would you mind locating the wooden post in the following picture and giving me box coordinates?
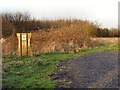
[17,33,21,57]
[21,33,27,56]
[16,33,33,57]
[28,33,33,57]
[20,33,22,57]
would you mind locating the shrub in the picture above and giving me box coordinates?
[31,25,95,53]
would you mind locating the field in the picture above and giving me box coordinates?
[90,37,119,44]
[2,43,119,88]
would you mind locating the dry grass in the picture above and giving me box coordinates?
[2,26,95,55]
[2,30,119,55]
[90,37,119,44]
[31,26,94,53]
[2,32,18,55]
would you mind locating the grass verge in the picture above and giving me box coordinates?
[2,43,119,88]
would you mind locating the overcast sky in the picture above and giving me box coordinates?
[0,0,119,29]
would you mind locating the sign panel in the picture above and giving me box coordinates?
[22,34,26,41]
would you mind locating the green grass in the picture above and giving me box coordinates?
[2,43,119,88]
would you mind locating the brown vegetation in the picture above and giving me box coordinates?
[2,25,96,54]
[90,37,119,44]
[97,28,120,37]
[1,12,119,55]
[2,29,18,55]
[31,26,95,53]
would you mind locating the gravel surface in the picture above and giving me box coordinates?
[50,51,119,88]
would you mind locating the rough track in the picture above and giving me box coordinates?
[51,51,119,88]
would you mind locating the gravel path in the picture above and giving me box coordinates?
[51,51,119,88]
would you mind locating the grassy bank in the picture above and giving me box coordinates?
[2,43,119,88]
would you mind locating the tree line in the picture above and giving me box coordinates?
[2,12,119,38]
[97,28,119,37]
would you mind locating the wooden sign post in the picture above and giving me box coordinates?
[17,33,21,57]
[17,33,33,57]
